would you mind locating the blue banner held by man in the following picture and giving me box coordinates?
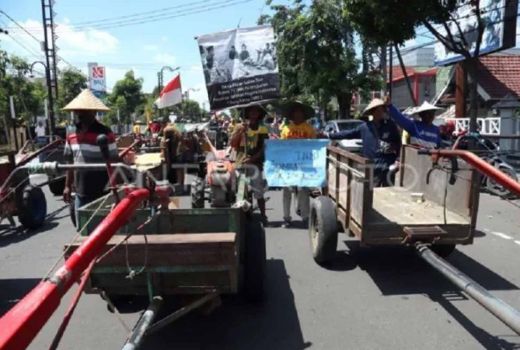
[264,139,330,188]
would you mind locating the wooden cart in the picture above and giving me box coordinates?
[65,177,266,306]
[309,144,481,264]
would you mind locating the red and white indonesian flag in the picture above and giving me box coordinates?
[155,74,182,109]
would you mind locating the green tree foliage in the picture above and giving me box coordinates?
[0,49,46,125]
[261,0,382,118]
[344,0,487,129]
[171,99,203,121]
[107,70,145,124]
[57,68,87,110]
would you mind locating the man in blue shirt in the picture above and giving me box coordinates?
[387,100,443,149]
[326,98,401,187]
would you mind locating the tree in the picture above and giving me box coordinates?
[107,70,145,124]
[171,99,202,121]
[260,0,383,118]
[0,50,46,125]
[344,0,489,130]
[57,68,87,111]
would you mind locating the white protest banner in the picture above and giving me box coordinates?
[197,25,280,110]
[264,139,330,188]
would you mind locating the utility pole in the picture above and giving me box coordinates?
[41,0,59,135]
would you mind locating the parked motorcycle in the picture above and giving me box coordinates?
[452,132,518,197]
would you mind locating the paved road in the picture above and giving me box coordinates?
[1,176,520,349]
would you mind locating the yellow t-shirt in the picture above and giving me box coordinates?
[280,122,317,139]
[232,123,269,165]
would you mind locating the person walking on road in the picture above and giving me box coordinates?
[230,104,270,224]
[326,98,401,187]
[279,101,317,228]
[62,89,119,226]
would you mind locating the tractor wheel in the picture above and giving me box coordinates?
[309,196,338,265]
[243,216,266,302]
[17,185,47,230]
[48,176,66,196]
[191,177,205,209]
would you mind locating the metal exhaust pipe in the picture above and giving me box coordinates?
[416,244,520,335]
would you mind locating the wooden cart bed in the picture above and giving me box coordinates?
[327,145,480,246]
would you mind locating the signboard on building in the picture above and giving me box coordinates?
[434,0,519,66]
[197,25,280,111]
[88,62,107,94]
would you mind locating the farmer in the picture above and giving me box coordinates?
[387,99,443,149]
[279,101,316,228]
[326,98,401,187]
[230,104,269,224]
[62,89,118,225]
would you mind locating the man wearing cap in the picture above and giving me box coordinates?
[62,89,119,225]
[326,98,401,187]
[386,99,442,149]
[230,105,269,223]
[279,101,316,228]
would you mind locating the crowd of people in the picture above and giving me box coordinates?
[60,88,451,230]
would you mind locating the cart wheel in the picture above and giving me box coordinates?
[17,185,47,230]
[48,176,66,196]
[309,196,338,265]
[431,244,456,258]
[191,177,205,209]
[243,216,266,302]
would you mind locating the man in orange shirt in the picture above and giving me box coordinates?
[279,101,317,228]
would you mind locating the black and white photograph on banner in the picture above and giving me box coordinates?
[197,25,280,110]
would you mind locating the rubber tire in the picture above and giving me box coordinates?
[243,217,266,303]
[191,177,205,209]
[486,165,518,197]
[431,244,456,258]
[48,176,66,196]
[309,196,338,265]
[17,185,47,230]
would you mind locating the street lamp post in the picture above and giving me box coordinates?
[156,66,180,119]
[29,60,54,138]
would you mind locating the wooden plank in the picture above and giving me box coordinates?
[328,145,371,165]
[368,187,469,226]
[65,233,237,268]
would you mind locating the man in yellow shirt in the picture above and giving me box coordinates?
[279,101,317,228]
[230,105,269,223]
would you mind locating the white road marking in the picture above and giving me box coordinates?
[515,240,520,246]
[489,231,513,240]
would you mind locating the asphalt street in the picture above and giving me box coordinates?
[1,175,520,349]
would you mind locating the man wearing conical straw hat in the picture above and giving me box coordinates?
[62,89,118,225]
[326,98,401,187]
[386,97,443,149]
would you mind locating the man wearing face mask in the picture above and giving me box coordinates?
[325,98,401,187]
[62,90,118,221]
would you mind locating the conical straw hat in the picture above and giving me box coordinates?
[62,89,110,112]
[363,98,385,115]
[413,101,443,115]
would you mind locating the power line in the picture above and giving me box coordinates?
[0,10,80,72]
[73,0,254,31]
[5,33,42,58]
[73,0,227,27]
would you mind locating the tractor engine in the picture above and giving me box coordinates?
[207,160,236,208]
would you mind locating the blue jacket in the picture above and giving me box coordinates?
[329,120,401,169]
[388,104,441,148]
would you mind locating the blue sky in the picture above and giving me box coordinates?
[1,0,290,108]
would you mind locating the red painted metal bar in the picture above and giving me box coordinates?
[48,260,96,350]
[428,149,520,196]
[118,139,141,159]
[16,138,64,168]
[0,188,150,350]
